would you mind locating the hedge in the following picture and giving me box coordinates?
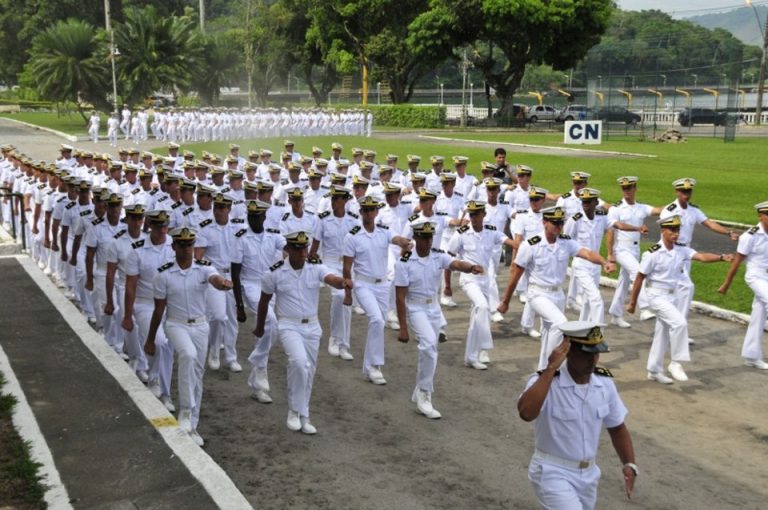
[0,99,52,110]
[365,104,445,128]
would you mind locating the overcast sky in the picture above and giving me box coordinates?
[617,0,754,17]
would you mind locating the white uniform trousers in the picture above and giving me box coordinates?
[742,275,768,360]
[165,319,209,429]
[459,274,494,364]
[528,457,601,510]
[488,246,502,311]
[608,249,649,318]
[407,302,443,397]
[571,261,604,324]
[92,272,123,353]
[133,299,173,397]
[73,255,95,318]
[674,259,695,319]
[646,288,690,373]
[279,320,321,418]
[326,262,352,348]
[206,281,239,364]
[353,280,389,373]
[527,287,567,371]
[117,282,147,371]
[242,279,278,371]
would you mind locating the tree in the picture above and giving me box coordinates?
[193,32,241,105]
[22,19,109,119]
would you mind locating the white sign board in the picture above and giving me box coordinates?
[564,120,603,145]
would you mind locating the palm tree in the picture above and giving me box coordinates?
[193,32,241,106]
[23,19,109,121]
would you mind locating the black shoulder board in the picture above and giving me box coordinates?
[457,225,470,234]
[435,211,448,216]
[674,242,686,247]
[280,179,289,185]
[157,196,168,202]
[91,217,104,226]
[408,214,419,222]
[194,259,211,266]
[157,261,174,272]
[269,260,284,271]
[235,228,247,237]
[376,223,389,229]
[666,203,677,211]
[149,189,159,195]
[113,229,127,239]
[281,212,290,221]
[400,250,412,262]
[528,235,541,245]
[748,226,759,235]
[689,202,698,208]
[572,212,583,221]
[307,255,322,264]
[65,201,76,209]
[347,211,359,219]
[38,183,46,189]
[484,224,497,231]
[275,201,286,207]
[323,193,331,198]
[199,218,213,228]
[561,192,571,198]
[648,243,661,252]
[455,191,463,197]
[231,218,244,224]
[614,200,622,206]
[79,209,92,217]
[182,207,194,216]
[131,239,145,249]
[596,209,607,216]
[56,195,67,203]
[594,366,613,377]
[131,188,140,194]
[401,200,412,205]
[431,247,445,253]
[171,201,182,209]
[558,234,571,240]
[319,210,331,219]
[221,187,231,193]
[500,199,508,204]
[266,228,280,234]
[537,369,560,376]
[349,225,361,235]
[517,209,528,214]
[306,210,315,215]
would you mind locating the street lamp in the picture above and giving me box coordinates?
[470,82,474,109]
[747,0,768,125]
[440,83,444,105]
[377,82,381,105]
[104,0,119,113]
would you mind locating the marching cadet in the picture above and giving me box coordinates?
[377,182,410,330]
[195,193,241,372]
[145,226,234,446]
[451,156,475,198]
[122,210,176,411]
[254,231,346,434]
[395,219,482,418]
[186,182,216,227]
[719,201,768,369]
[448,200,516,369]
[659,178,739,341]
[498,206,615,370]
[225,169,247,219]
[309,185,360,359]
[230,200,286,403]
[606,176,661,328]
[279,186,317,238]
[555,171,591,216]
[425,155,445,193]
[483,177,512,320]
[171,178,198,228]
[105,203,149,382]
[343,195,412,385]
[628,215,732,384]
[518,322,637,509]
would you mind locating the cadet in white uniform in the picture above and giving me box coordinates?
[255,231,345,434]
[719,200,768,369]
[628,215,732,384]
[499,207,615,370]
[555,171,591,217]
[146,226,233,446]
[518,322,637,510]
[395,219,481,418]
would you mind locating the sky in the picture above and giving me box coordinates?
[617,0,762,18]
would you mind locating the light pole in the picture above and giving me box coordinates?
[440,83,444,105]
[104,0,119,113]
[691,73,698,88]
[747,0,768,125]
[660,74,667,88]
[470,82,474,109]
[377,82,381,105]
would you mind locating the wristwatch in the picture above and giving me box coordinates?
[624,462,639,476]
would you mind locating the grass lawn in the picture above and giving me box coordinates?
[0,111,93,136]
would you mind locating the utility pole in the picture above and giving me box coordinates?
[104,0,118,113]
[200,0,205,32]
[755,15,768,125]
[460,49,469,128]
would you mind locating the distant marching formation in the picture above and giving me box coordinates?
[1,140,766,446]
[93,106,373,146]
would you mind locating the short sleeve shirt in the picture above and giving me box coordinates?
[515,235,581,287]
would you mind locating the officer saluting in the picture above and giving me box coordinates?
[518,321,637,509]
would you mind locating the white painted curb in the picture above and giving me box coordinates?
[14,255,253,509]
[0,345,73,509]
[0,117,79,142]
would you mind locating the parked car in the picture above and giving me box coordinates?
[595,106,641,125]
[556,104,592,122]
[493,103,528,127]
[526,104,558,123]
[678,108,727,127]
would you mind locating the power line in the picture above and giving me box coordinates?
[662,1,768,16]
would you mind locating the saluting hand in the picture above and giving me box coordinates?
[547,338,570,368]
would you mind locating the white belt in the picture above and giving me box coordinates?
[406,296,437,305]
[167,316,207,325]
[534,449,594,470]
[278,315,318,324]
[646,282,675,294]
[528,283,561,293]
[355,274,387,285]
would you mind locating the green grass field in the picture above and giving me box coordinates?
[0,111,92,136]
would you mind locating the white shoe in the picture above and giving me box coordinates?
[465,360,488,370]
[387,319,401,330]
[518,293,528,304]
[228,361,242,373]
[189,429,204,447]
[611,316,631,329]
[668,362,688,382]
[491,311,504,323]
[639,310,656,321]
[136,370,149,383]
[38,261,46,270]
[522,327,541,339]
[367,367,387,385]
[43,266,52,275]
[647,372,674,384]
[160,395,175,413]
[87,316,98,326]
[353,306,365,315]
[64,290,76,300]
[251,390,273,404]
[328,340,340,357]
[687,338,696,344]
[177,410,192,433]
[415,390,442,419]
[744,358,768,370]
[339,346,354,361]
[478,350,491,364]
[207,350,220,370]
[286,410,301,431]
[440,295,458,307]
[300,416,317,435]
[148,379,162,398]
[247,366,270,392]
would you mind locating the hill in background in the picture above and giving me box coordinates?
[688,5,768,46]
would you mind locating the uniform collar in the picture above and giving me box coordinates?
[558,362,603,388]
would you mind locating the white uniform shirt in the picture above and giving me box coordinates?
[313,211,361,266]
[504,186,531,213]
[195,221,239,272]
[394,249,453,300]
[638,242,696,290]
[737,223,768,280]
[607,199,653,251]
[555,189,582,217]
[153,260,218,320]
[563,211,614,253]
[279,209,318,239]
[84,218,126,274]
[106,231,147,285]
[231,228,286,282]
[401,212,447,242]
[515,235,581,287]
[513,208,544,240]
[659,199,707,246]
[262,260,331,319]
[448,224,507,269]
[523,365,627,463]
[485,201,513,232]
[125,238,175,300]
[343,225,395,280]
